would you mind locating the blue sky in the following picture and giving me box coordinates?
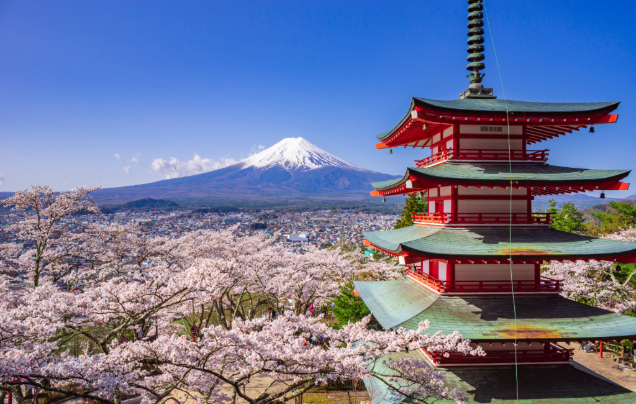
[0,0,634,197]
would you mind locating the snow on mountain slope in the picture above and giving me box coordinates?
[241,137,364,171]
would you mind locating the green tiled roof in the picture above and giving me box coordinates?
[438,365,636,404]
[353,279,439,329]
[364,351,636,403]
[414,97,620,115]
[371,163,630,190]
[363,226,636,260]
[375,98,619,141]
[354,278,636,342]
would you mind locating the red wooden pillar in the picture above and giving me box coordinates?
[430,260,439,279]
[451,185,458,218]
[453,124,459,150]
[522,124,527,154]
[447,261,455,284]
[534,263,541,282]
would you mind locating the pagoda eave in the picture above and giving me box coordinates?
[376,98,619,148]
[364,351,636,403]
[367,242,636,265]
[370,181,629,197]
[363,226,636,264]
[354,279,636,343]
[370,164,630,196]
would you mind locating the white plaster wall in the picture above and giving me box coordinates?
[459,138,523,150]
[443,200,452,213]
[439,261,447,281]
[440,186,452,197]
[457,199,527,214]
[458,187,527,196]
[454,264,535,281]
[422,259,430,274]
[428,201,436,213]
[443,127,454,138]
[429,188,439,197]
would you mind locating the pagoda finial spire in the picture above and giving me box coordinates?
[466,0,485,84]
[460,0,495,99]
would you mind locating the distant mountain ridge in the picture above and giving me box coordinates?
[92,138,395,205]
[533,194,636,210]
[119,198,179,209]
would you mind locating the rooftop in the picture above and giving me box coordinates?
[413,97,620,115]
[363,226,636,261]
[363,349,636,403]
[370,164,630,193]
[375,98,620,147]
[354,278,636,342]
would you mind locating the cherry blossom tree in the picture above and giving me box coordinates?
[1,186,100,287]
[544,228,636,314]
[0,186,482,404]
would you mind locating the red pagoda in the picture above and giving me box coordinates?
[355,1,636,403]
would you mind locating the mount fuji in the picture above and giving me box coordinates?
[92,138,395,205]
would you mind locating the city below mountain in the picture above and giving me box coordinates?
[92,138,395,206]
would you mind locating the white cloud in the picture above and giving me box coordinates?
[0,173,4,188]
[123,166,131,175]
[62,182,66,186]
[151,153,239,179]
[249,145,266,157]
[114,153,123,161]
[130,153,141,163]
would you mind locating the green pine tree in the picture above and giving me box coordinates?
[548,199,585,233]
[591,201,636,234]
[394,193,428,229]
[332,281,371,329]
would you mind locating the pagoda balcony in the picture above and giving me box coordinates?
[424,344,573,367]
[415,149,549,168]
[411,212,552,227]
[407,270,561,295]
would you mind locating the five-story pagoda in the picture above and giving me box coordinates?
[355,1,636,403]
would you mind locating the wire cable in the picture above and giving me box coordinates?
[483,2,519,402]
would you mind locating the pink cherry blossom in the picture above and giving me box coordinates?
[0,186,481,404]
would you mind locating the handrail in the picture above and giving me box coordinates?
[411,212,552,226]
[415,149,549,167]
[427,345,573,364]
[407,270,561,294]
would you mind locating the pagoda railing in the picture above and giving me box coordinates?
[407,270,561,294]
[415,149,549,167]
[425,344,573,365]
[411,212,552,226]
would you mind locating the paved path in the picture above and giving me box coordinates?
[170,377,294,404]
[570,342,636,391]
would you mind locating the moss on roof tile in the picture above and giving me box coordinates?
[354,278,636,342]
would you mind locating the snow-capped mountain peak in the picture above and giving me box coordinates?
[241,137,363,171]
